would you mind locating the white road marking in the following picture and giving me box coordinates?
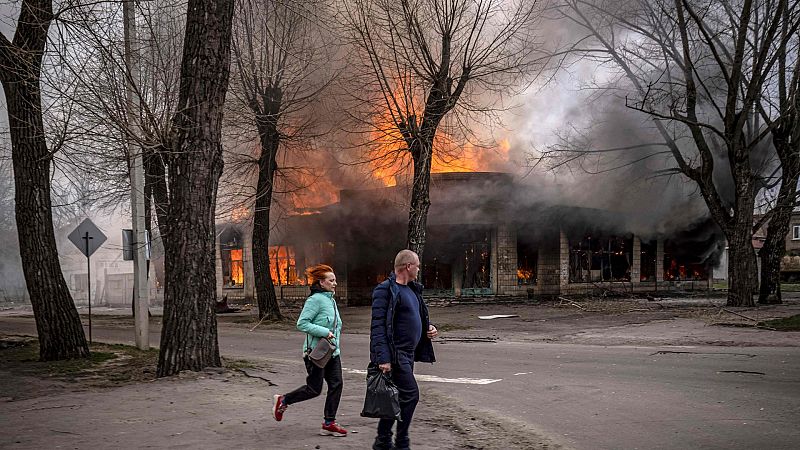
[343,368,502,385]
[478,314,519,320]
[514,372,532,376]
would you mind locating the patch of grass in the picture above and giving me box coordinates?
[713,282,729,290]
[47,351,118,375]
[223,358,259,370]
[1,339,39,362]
[760,314,800,331]
[0,335,159,386]
[780,284,800,292]
[103,342,159,356]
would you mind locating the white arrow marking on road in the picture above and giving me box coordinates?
[344,368,501,385]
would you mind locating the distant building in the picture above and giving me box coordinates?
[780,211,800,281]
[59,225,161,307]
[217,172,719,305]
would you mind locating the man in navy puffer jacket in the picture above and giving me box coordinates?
[370,249,438,450]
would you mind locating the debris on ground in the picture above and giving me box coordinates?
[478,314,519,320]
[215,296,240,314]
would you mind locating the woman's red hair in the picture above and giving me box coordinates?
[306,264,334,284]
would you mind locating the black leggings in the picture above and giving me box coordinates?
[283,355,343,421]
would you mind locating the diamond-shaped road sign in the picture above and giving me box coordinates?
[68,218,107,257]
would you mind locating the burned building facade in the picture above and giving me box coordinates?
[216,172,718,305]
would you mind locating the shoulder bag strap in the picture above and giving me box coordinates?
[332,298,338,333]
[306,297,338,351]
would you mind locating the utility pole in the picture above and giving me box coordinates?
[124,0,149,350]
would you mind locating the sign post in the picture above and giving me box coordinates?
[68,219,107,344]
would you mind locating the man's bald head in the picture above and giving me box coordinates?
[394,249,419,271]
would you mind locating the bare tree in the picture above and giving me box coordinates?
[156,0,236,377]
[340,0,544,262]
[753,1,800,304]
[545,0,800,306]
[41,1,191,327]
[51,0,185,236]
[227,0,334,320]
[0,0,89,360]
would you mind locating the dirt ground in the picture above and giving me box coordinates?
[215,293,800,347]
[2,294,799,449]
[0,333,563,450]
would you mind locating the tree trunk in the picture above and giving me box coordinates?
[1,0,89,361]
[407,138,433,264]
[726,196,758,307]
[252,118,282,321]
[758,179,797,305]
[405,80,450,264]
[758,127,800,304]
[758,212,789,305]
[157,0,235,377]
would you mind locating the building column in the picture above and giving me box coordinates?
[631,236,641,283]
[333,241,348,305]
[494,223,518,295]
[242,226,256,302]
[535,230,562,295]
[453,252,463,297]
[215,238,224,300]
[559,229,570,287]
[491,226,498,294]
[656,240,664,282]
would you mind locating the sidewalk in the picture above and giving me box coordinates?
[0,345,558,450]
[1,362,445,449]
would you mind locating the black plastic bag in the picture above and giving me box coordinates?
[360,363,402,421]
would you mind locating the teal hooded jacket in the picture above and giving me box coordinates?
[297,290,342,357]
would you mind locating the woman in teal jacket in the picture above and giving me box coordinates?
[272,264,347,437]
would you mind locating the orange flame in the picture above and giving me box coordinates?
[287,171,339,212]
[269,245,302,285]
[230,249,244,284]
[367,83,511,185]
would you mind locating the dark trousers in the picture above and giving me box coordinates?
[376,353,419,449]
[283,354,343,421]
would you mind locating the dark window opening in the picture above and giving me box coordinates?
[663,240,709,281]
[220,227,244,288]
[462,231,491,289]
[422,256,452,291]
[419,225,490,294]
[347,231,404,288]
[640,240,657,281]
[293,242,336,285]
[569,235,633,283]
[306,242,335,268]
[517,240,538,285]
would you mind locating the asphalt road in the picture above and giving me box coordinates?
[2,315,798,449]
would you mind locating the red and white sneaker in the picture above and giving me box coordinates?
[272,394,287,421]
[320,421,348,437]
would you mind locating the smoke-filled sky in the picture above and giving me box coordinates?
[504,70,714,237]
[0,0,743,293]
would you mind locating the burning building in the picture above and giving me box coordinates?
[215,172,720,305]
